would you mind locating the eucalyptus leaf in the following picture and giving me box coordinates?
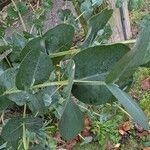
[34,53,53,84]
[1,117,23,142]
[1,116,43,143]
[16,48,41,90]
[20,37,45,60]
[10,33,27,49]
[24,117,43,133]
[16,49,53,90]
[106,84,149,130]
[81,9,113,48]
[36,86,61,106]
[43,24,74,53]
[8,33,27,63]
[80,0,93,19]
[28,93,46,115]
[59,60,83,140]
[0,60,9,76]
[57,9,77,28]
[72,44,130,105]
[8,91,29,106]
[59,99,83,140]
[0,95,14,112]
[0,68,16,95]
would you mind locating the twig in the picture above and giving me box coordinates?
[11,0,27,31]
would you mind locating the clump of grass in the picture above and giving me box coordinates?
[130,68,150,119]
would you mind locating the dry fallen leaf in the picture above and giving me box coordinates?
[122,121,132,131]
[141,77,150,91]
[143,147,150,150]
[84,116,90,127]
[118,128,127,135]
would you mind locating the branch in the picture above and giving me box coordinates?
[3,80,106,96]
[11,0,27,31]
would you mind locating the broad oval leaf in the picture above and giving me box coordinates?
[16,50,53,90]
[0,95,14,112]
[16,49,41,90]
[43,24,75,53]
[20,37,45,60]
[106,84,149,130]
[59,100,83,140]
[1,117,23,142]
[72,44,130,105]
[27,93,46,115]
[34,53,54,85]
[81,9,113,48]
[0,68,16,95]
[24,117,43,133]
[1,116,43,142]
[8,91,29,106]
[36,86,61,106]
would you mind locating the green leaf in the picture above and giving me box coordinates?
[16,48,41,90]
[36,86,61,106]
[0,136,6,149]
[81,9,113,48]
[10,33,27,49]
[57,9,77,28]
[128,0,138,11]
[0,68,16,95]
[115,0,123,8]
[24,117,43,133]
[106,84,149,130]
[72,44,130,105]
[0,95,14,112]
[59,100,83,140]
[7,5,18,19]
[43,24,74,53]
[16,48,53,90]
[128,0,144,11]
[80,0,93,19]
[106,16,150,84]
[141,61,150,68]
[20,37,45,60]
[42,0,53,10]
[27,93,46,115]
[59,60,83,140]
[1,117,23,142]
[8,33,27,63]
[57,9,72,21]
[34,53,53,85]
[1,117,43,143]
[0,60,9,76]
[16,1,28,15]
[8,91,29,106]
